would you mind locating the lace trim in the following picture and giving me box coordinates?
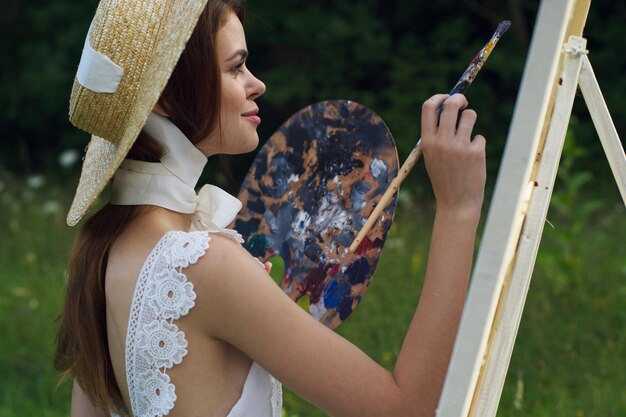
[126,229,282,417]
[270,375,283,417]
[126,231,209,417]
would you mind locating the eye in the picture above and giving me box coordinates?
[231,60,246,75]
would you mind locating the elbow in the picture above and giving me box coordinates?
[385,375,437,417]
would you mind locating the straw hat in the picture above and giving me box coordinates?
[66,0,209,226]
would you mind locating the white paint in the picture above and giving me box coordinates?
[370,158,387,178]
[293,211,312,245]
[331,176,344,195]
[294,211,311,232]
[309,300,327,320]
[316,192,351,231]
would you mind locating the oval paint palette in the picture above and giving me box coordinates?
[236,100,399,329]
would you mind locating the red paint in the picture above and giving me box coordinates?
[306,264,333,304]
[355,236,378,256]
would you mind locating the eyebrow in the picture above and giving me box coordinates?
[225,49,248,62]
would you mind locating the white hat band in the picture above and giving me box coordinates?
[76,23,124,94]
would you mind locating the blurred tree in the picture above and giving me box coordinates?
[244,0,537,182]
[0,0,98,173]
[1,0,623,196]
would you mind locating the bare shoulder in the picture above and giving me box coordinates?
[188,232,264,276]
[183,232,279,332]
[107,226,169,283]
[107,209,189,278]
[190,231,246,260]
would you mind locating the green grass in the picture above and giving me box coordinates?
[0,175,624,416]
[498,199,626,417]
[0,181,76,417]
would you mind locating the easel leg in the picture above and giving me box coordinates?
[468,36,588,417]
[436,1,590,415]
[578,55,626,206]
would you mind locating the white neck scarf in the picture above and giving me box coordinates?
[110,113,243,235]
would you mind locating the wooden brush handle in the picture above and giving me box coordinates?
[349,140,422,253]
[349,21,511,254]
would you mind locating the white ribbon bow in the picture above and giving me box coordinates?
[190,184,245,244]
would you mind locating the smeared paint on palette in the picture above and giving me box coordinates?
[236,100,399,329]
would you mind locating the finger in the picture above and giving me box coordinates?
[264,262,273,274]
[456,109,477,143]
[472,134,486,145]
[471,134,487,153]
[438,94,468,138]
[421,94,449,140]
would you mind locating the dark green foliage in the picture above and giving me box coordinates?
[2,0,624,187]
[0,0,99,172]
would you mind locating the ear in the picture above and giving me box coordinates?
[153,102,169,117]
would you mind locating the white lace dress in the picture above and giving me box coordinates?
[124,230,282,417]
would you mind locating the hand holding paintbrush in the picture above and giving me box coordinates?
[349,20,511,254]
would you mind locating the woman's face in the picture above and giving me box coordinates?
[196,12,266,156]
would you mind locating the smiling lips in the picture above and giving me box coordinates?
[241,108,261,125]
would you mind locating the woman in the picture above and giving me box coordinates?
[55,1,486,416]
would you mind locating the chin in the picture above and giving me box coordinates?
[243,134,260,152]
[229,136,259,155]
[243,141,259,154]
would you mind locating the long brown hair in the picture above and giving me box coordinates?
[54,1,245,414]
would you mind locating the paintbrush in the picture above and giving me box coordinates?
[349,20,511,254]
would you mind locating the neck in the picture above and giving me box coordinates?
[110,113,243,235]
[110,113,209,214]
[138,206,193,232]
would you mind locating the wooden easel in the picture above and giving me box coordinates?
[436,0,626,416]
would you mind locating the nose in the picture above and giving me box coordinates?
[246,70,266,100]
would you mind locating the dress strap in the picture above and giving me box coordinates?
[125,231,208,417]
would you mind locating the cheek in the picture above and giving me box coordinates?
[220,80,246,118]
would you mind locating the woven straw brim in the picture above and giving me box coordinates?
[66,0,209,226]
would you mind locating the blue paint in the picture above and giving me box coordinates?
[337,296,354,321]
[304,236,323,262]
[246,235,269,258]
[247,199,265,215]
[266,153,294,198]
[350,180,371,212]
[323,280,349,309]
[235,218,260,237]
[345,257,371,285]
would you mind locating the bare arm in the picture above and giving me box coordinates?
[393,93,486,413]
[71,380,108,417]
[191,93,485,417]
